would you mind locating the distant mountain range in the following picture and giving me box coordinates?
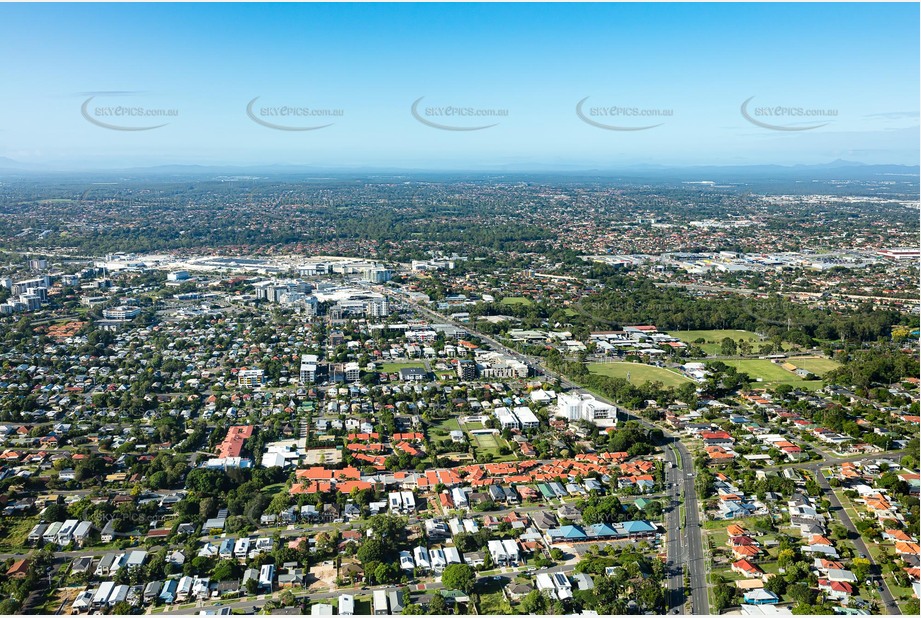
[0,157,918,182]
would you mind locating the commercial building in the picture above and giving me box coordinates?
[556,392,617,426]
[237,369,265,388]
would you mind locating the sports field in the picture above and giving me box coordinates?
[667,329,764,355]
[472,432,500,450]
[722,359,796,382]
[788,357,840,376]
[379,361,426,373]
[668,329,762,344]
[721,359,823,390]
[499,296,533,306]
[587,362,693,388]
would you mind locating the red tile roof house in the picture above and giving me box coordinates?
[701,431,734,447]
[818,579,854,601]
[6,558,30,579]
[731,559,765,580]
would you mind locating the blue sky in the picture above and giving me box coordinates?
[0,2,918,169]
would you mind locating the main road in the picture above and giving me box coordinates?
[385,286,710,614]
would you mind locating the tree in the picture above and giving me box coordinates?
[357,538,387,564]
[787,582,814,605]
[850,557,872,582]
[428,593,447,615]
[374,562,399,585]
[441,564,476,594]
[521,590,547,614]
[211,559,240,581]
[764,574,786,596]
[713,583,738,612]
[0,599,20,614]
[721,337,738,356]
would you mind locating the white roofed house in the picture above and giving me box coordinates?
[124,550,147,570]
[176,576,194,602]
[501,539,520,565]
[413,546,431,571]
[513,406,540,429]
[259,564,275,591]
[494,407,520,430]
[555,392,617,426]
[72,521,93,547]
[399,550,415,571]
[535,573,557,598]
[443,546,462,565]
[339,594,355,616]
[373,589,389,615]
[92,581,115,607]
[107,584,128,607]
[487,539,509,565]
[551,572,572,600]
[430,548,447,573]
[72,590,94,613]
[451,487,468,509]
[56,518,79,545]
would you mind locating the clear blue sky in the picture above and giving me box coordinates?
[0,2,917,169]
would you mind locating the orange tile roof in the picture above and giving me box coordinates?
[216,425,254,459]
[885,529,914,542]
[895,541,921,555]
[727,524,747,536]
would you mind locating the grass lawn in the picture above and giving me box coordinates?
[668,329,764,354]
[477,590,514,614]
[668,329,762,344]
[260,483,286,495]
[722,359,797,382]
[720,359,825,390]
[474,432,500,450]
[471,432,517,462]
[712,566,742,582]
[788,357,841,376]
[379,361,426,373]
[432,417,461,434]
[707,528,729,549]
[499,296,533,307]
[702,516,770,533]
[587,362,694,388]
[0,515,38,551]
[352,597,372,615]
